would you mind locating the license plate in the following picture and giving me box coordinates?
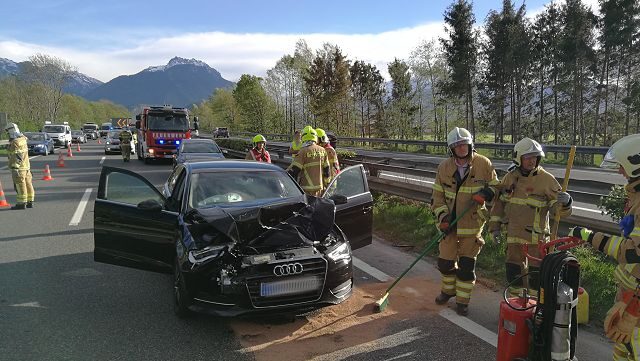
[260,277,323,297]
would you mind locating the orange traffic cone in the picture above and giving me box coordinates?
[57,151,65,167]
[97,137,102,144]
[42,164,54,181]
[0,180,10,208]
[76,142,81,152]
[67,144,73,157]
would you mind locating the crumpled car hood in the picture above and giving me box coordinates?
[184,196,336,252]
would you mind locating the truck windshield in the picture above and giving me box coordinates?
[147,114,189,131]
[44,126,65,133]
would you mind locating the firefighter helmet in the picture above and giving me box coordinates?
[316,128,328,144]
[252,134,267,146]
[302,125,315,136]
[513,137,545,167]
[447,127,473,157]
[601,134,640,178]
[4,122,21,139]
[301,128,317,143]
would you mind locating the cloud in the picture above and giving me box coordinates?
[0,21,447,83]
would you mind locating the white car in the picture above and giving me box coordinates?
[43,123,72,148]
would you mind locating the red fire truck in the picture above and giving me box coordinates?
[135,105,192,163]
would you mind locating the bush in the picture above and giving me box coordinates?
[336,149,357,162]
[598,184,627,222]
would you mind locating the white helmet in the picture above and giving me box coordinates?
[4,123,21,139]
[513,137,545,167]
[447,127,473,157]
[601,134,640,178]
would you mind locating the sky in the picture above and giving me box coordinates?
[0,0,600,83]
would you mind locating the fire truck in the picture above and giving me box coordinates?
[135,105,192,163]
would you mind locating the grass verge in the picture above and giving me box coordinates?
[373,192,616,324]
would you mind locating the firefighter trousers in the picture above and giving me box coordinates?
[121,145,131,161]
[505,242,542,298]
[438,232,483,305]
[12,169,34,203]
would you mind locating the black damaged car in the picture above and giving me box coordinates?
[93,161,373,317]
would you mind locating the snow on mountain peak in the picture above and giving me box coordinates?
[144,57,210,73]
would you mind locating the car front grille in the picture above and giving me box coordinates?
[245,257,327,308]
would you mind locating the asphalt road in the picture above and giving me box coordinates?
[0,141,613,361]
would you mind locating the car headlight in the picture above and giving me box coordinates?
[34,144,45,148]
[106,141,110,144]
[327,242,351,262]
[188,245,226,264]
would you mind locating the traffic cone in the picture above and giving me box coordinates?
[57,151,65,167]
[76,142,81,152]
[42,164,54,181]
[97,137,102,144]
[0,180,10,208]
[67,144,73,157]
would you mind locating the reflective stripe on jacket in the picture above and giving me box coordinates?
[431,152,499,239]
[7,136,29,170]
[323,144,340,183]
[489,166,572,244]
[245,148,271,163]
[290,143,330,194]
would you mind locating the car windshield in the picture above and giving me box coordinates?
[189,170,302,208]
[83,125,98,130]
[26,133,45,141]
[108,131,121,138]
[182,142,221,153]
[101,125,112,130]
[44,126,65,133]
[72,131,83,135]
[147,114,189,131]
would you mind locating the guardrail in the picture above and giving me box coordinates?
[218,144,618,234]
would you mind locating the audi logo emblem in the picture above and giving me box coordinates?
[273,263,304,276]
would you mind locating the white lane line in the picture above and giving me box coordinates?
[69,188,92,226]
[573,205,602,214]
[353,256,391,282]
[0,155,40,170]
[99,156,105,165]
[439,308,498,347]
[307,327,423,361]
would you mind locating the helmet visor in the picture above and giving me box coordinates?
[600,148,620,169]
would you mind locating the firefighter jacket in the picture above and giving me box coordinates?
[489,166,572,244]
[290,143,330,195]
[588,178,640,296]
[323,144,340,181]
[7,135,30,170]
[119,131,132,144]
[431,152,499,239]
[246,148,271,163]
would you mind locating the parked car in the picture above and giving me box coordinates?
[104,130,135,155]
[213,127,229,138]
[42,123,72,148]
[71,130,87,143]
[24,132,55,155]
[93,162,373,317]
[173,138,225,167]
[82,123,100,139]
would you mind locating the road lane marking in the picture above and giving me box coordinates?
[69,188,92,226]
[0,155,40,170]
[10,301,46,308]
[99,156,105,165]
[439,308,497,347]
[573,205,602,214]
[353,256,391,282]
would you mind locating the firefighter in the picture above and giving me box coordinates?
[489,137,573,298]
[316,128,340,184]
[289,130,302,156]
[431,127,499,316]
[4,123,34,210]
[245,134,271,163]
[118,129,133,162]
[288,128,330,197]
[568,134,640,360]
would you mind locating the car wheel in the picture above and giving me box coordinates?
[173,260,192,318]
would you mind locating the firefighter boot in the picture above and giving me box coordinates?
[435,292,455,305]
[456,303,469,316]
[11,202,26,210]
[26,201,34,208]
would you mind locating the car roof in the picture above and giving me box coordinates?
[182,138,216,143]
[186,160,284,172]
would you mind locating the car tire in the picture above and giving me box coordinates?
[173,260,192,318]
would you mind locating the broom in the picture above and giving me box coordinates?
[375,201,476,312]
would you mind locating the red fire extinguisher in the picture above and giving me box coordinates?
[497,294,536,361]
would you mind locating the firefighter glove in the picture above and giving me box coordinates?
[472,187,495,204]
[438,214,451,233]
[568,227,593,243]
[557,191,572,206]
[605,302,639,344]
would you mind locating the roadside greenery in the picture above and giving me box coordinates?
[373,192,616,324]
[598,185,627,222]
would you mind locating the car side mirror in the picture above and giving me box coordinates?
[222,149,228,154]
[329,194,348,205]
[137,199,163,211]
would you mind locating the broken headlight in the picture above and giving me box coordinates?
[327,242,350,262]
[188,245,226,264]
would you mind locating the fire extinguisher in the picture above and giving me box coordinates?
[550,281,576,360]
[496,277,536,361]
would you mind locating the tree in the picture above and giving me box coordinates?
[441,0,478,136]
[388,58,416,139]
[233,75,271,132]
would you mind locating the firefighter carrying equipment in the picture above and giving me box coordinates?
[601,133,640,178]
[288,142,330,197]
[431,151,499,308]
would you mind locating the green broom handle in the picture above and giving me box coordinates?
[383,204,474,294]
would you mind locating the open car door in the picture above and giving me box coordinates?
[94,166,178,273]
[323,165,373,250]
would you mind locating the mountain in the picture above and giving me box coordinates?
[0,57,103,96]
[85,57,235,108]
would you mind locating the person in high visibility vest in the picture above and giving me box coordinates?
[245,134,271,163]
[289,130,302,156]
[489,137,573,299]
[568,134,640,360]
[288,128,330,197]
[4,123,34,210]
[316,128,339,185]
[431,127,499,316]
